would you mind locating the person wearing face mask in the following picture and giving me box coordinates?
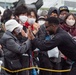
[14,4,28,32]
[14,6,38,32]
[14,4,31,43]
[38,16,46,26]
[24,17,36,30]
[14,6,39,75]
[24,9,38,31]
[61,13,76,37]
[1,19,31,75]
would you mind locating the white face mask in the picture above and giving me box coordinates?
[19,15,28,23]
[28,18,36,25]
[38,20,45,26]
[66,19,75,26]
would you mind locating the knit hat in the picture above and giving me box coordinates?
[5,19,22,32]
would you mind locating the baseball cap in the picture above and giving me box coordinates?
[59,6,69,13]
[46,17,60,25]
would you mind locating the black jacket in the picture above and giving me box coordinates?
[32,27,76,61]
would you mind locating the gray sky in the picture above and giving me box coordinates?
[0,0,58,8]
[0,0,76,8]
[0,0,18,2]
[0,0,75,3]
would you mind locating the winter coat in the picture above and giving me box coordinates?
[1,30,31,57]
[37,25,61,63]
[32,27,76,61]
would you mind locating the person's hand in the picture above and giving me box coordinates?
[33,23,40,35]
[21,29,28,37]
[27,26,35,40]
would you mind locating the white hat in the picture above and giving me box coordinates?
[5,19,23,32]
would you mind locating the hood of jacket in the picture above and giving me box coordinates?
[48,7,59,17]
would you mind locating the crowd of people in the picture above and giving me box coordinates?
[0,3,76,75]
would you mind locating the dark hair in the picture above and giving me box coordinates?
[64,13,76,26]
[46,17,60,25]
[28,9,38,22]
[14,4,28,17]
[1,9,13,23]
